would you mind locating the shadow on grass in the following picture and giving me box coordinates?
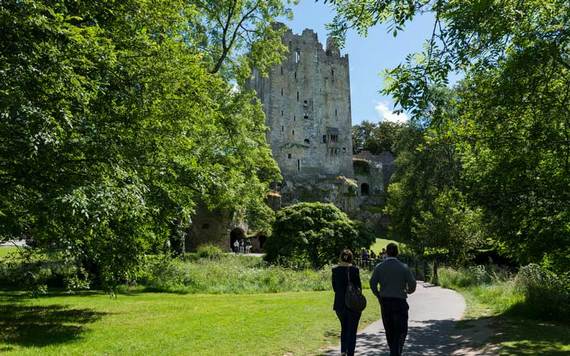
[0,303,106,347]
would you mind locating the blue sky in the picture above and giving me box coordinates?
[283,1,436,125]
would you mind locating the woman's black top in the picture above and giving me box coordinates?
[332,265,362,311]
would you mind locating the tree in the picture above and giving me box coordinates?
[264,202,375,268]
[323,0,570,272]
[0,0,283,288]
[353,120,406,154]
[189,0,293,81]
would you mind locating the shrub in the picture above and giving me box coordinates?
[196,244,224,260]
[0,249,91,294]
[264,202,375,268]
[514,264,570,321]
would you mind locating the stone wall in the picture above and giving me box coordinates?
[248,26,354,183]
[187,206,248,252]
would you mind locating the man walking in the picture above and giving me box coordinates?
[369,243,416,356]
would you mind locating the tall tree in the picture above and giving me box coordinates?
[323,0,570,271]
[0,0,284,288]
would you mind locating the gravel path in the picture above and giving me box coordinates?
[322,282,495,355]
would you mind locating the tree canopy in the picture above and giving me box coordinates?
[327,0,569,272]
[0,0,290,288]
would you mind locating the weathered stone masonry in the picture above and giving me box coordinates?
[248,27,354,182]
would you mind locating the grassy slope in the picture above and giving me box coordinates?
[370,238,406,254]
[458,284,570,355]
[0,289,381,355]
[0,247,18,260]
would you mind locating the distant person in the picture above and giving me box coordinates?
[370,250,377,261]
[361,248,369,264]
[370,243,416,356]
[233,240,239,254]
[239,239,245,254]
[332,249,363,356]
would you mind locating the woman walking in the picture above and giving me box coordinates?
[332,249,363,356]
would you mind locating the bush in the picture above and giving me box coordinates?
[196,244,224,260]
[264,202,375,268]
[0,249,91,294]
[514,264,570,321]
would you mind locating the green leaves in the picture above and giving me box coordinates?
[264,202,374,268]
[0,0,283,288]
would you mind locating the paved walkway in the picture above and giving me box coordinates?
[322,282,495,355]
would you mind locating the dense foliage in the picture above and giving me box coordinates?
[0,0,289,289]
[264,202,375,268]
[326,0,570,272]
[352,121,406,154]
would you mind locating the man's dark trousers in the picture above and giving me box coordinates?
[379,297,409,356]
[335,308,361,356]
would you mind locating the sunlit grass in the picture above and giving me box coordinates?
[369,238,403,254]
[440,267,570,355]
[0,247,18,260]
[0,289,381,355]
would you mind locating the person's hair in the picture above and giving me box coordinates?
[339,249,353,263]
[386,243,398,257]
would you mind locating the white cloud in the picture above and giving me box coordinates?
[374,101,408,123]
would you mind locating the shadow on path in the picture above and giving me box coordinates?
[321,318,492,355]
[0,303,106,348]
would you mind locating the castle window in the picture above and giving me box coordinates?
[304,100,308,104]
[322,135,327,143]
[292,129,295,135]
[294,71,297,80]
[295,49,300,64]
[343,147,346,152]
[304,113,309,119]
[361,183,370,196]
[297,159,301,171]
[304,139,310,144]
[296,91,299,101]
[280,66,283,75]
[281,126,284,132]
[331,68,335,78]
[287,153,292,159]
[293,115,296,121]
[281,110,284,116]
[330,134,338,143]
[281,88,283,96]
[335,108,338,117]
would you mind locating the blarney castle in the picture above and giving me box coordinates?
[187,25,394,251]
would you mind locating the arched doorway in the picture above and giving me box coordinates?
[361,183,370,196]
[229,227,245,252]
[258,234,267,250]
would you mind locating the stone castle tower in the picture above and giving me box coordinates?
[248,26,354,183]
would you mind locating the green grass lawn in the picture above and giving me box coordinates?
[0,246,18,260]
[370,238,403,254]
[458,285,570,355]
[0,289,381,355]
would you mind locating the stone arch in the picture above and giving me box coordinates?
[230,227,245,252]
[361,183,370,196]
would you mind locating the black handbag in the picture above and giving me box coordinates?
[344,267,367,312]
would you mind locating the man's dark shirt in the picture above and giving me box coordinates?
[369,257,416,299]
